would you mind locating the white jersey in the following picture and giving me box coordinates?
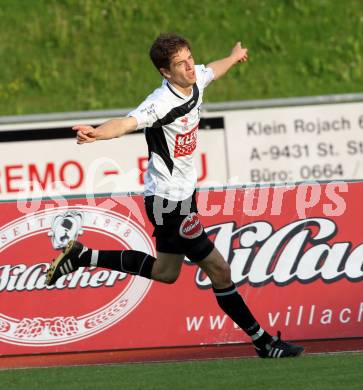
[128,64,214,201]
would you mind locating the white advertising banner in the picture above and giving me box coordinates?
[0,125,227,200]
[215,102,363,184]
[1,99,363,199]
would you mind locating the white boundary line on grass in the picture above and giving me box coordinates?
[1,349,363,372]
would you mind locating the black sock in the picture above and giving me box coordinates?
[79,249,155,279]
[213,283,272,346]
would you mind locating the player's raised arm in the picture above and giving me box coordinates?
[72,116,138,144]
[207,42,248,80]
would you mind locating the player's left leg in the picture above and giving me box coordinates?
[197,248,272,344]
[197,247,304,358]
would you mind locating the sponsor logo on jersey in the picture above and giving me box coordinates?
[174,124,199,158]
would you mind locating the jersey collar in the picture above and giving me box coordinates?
[165,80,194,100]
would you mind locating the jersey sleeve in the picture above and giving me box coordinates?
[127,96,162,130]
[195,64,215,89]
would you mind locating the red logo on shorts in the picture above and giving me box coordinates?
[174,124,198,158]
[179,212,203,239]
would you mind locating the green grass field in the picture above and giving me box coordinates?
[1,353,363,390]
[0,0,362,116]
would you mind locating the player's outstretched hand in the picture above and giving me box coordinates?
[72,125,97,144]
[232,42,248,63]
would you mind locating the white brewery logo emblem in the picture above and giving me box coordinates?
[0,206,154,347]
[48,211,84,250]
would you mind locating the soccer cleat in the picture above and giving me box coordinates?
[45,240,86,286]
[255,331,304,358]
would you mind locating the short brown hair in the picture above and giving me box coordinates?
[149,33,191,70]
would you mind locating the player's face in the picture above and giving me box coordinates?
[164,47,196,89]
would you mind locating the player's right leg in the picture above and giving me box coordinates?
[151,251,184,283]
[46,240,86,286]
[45,241,183,286]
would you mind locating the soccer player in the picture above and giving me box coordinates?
[46,33,304,358]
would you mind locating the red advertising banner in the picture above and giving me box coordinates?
[0,182,362,356]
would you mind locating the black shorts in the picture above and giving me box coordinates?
[144,191,214,262]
